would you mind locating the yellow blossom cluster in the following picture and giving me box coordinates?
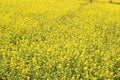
[0,0,120,80]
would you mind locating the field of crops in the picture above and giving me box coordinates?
[0,0,120,80]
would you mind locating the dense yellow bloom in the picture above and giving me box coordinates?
[0,0,120,80]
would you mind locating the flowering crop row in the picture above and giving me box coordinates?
[0,0,120,80]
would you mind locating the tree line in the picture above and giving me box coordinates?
[90,0,112,3]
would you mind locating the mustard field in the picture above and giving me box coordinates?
[0,0,120,80]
